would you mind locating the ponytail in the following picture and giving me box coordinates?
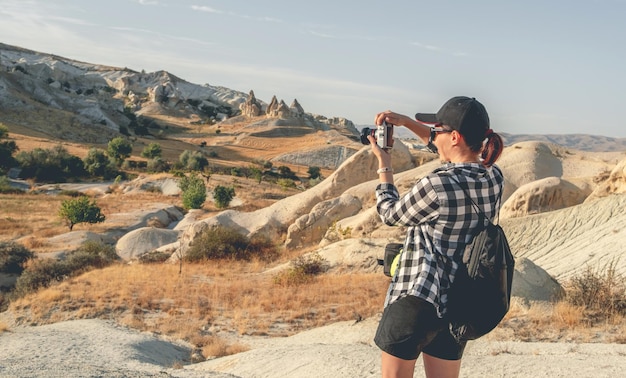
[480,131,504,167]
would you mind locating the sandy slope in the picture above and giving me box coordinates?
[2,317,626,378]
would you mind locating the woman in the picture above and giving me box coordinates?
[368,96,505,378]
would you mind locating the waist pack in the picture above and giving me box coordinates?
[446,178,515,342]
[378,243,403,277]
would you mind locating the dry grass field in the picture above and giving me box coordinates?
[7,263,389,357]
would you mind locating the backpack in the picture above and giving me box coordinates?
[446,177,515,342]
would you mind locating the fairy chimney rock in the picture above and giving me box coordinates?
[273,100,291,118]
[290,99,305,117]
[240,90,263,117]
[266,95,279,116]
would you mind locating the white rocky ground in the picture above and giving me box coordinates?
[2,316,626,378]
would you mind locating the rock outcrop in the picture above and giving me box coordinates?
[115,227,180,260]
[239,90,263,117]
[285,194,362,249]
[586,157,626,201]
[500,176,589,219]
[511,257,564,302]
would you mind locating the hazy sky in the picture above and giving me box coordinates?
[1,0,625,137]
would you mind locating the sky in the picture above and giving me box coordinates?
[1,0,625,138]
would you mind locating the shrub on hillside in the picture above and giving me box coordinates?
[213,185,235,209]
[186,226,277,262]
[178,174,206,209]
[141,142,162,159]
[565,259,626,320]
[307,166,321,179]
[12,241,118,298]
[16,145,86,182]
[0,176,23,194]
[147,157,170,173]
[277,178,296,190]
[0,242,35,275]
[0,124,18,175]
[179,150,208,171]
[107,137,133,166]
[58,189,85,197]
[138,251,171,264]
[83,148,119,179]
[273,253,329,286]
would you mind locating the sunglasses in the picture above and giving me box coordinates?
[426,126,454,154]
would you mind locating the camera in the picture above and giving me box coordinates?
[360,121,394,150]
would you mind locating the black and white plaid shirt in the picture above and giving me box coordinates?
[376,162,504,318]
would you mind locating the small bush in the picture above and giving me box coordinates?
[179,174,207,209]
[13,259,70,297]
[179,150,208,171]
[277,178,296,190]
[273,253,329,286]
[0,242,35,275]
[307,166,321,179]
[147,157,169,173]
[107,137,133,166]
[138,251,171,264]
[186,226,277,262]
[13,241,117,298]
[83,148,119,179]
[564,259,626,321]
[58,189,85,197]
[16,145,87,182]
[141,142,162,159]
[213,185,235,209]
[0,176,23,194]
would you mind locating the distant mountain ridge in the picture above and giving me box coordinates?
[499,133,626,152]
[358,126,626,153]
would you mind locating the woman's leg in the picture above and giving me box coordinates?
[422,353,462,378]
[381,351,417,378]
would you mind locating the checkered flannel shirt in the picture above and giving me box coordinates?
[376,162,504,318]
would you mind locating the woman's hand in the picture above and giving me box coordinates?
[367,134,392,168]
[374,111,412,127]
[375,110,431,144]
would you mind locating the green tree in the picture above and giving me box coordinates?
[83,148,118,179]
[178,174,206,209]
[107,137,132,165]
[179,150,208,171]
[277,165,297,179]
[0,124,18,175]
[147,157,169,173]
[16,145,86,182]
[213,185,235,209]
[58,196,106,231]
[307,166,321,180]
[141,142,162,159]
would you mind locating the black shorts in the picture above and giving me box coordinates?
[374,295,467,361]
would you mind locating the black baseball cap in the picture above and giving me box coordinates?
[415,96,490,146]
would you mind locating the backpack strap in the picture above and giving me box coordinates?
[448,175,502,225]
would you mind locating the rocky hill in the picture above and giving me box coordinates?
[0,43,358,149]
